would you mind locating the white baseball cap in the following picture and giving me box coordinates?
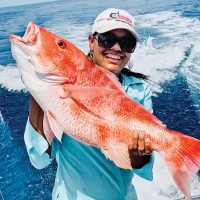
[91,8,140,42]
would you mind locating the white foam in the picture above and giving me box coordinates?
[0,110,13,143]
[181,45,200,116]
[0,64,26,91]
[181,44,200,91]
[131,37,183,93]
[134,152,200,200]
[0,111,4,123]
[131,11,200,93]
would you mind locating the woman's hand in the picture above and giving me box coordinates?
[128,133,152,169]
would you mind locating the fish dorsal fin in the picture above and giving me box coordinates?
[101,140,132,169]
[59,86,119,120]
[59,85,118,100]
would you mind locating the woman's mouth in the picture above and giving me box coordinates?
[105,53,124,61]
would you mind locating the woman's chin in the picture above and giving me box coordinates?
[103,65,122,75]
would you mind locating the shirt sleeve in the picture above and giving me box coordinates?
[24,118,59,169]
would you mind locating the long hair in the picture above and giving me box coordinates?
[120,68,149,80]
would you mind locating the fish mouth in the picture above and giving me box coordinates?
[9,21,40,62]
[9,21,39,47]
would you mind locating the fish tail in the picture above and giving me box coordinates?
[163,131,200,200]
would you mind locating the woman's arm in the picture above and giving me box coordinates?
[29,95,51,155]
[24,95,60,169]
[128,82,154,169]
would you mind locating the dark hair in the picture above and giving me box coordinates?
[120,68,149,80]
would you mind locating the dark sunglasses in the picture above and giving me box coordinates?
[93,31,137,53]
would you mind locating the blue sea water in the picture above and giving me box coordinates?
[0,0,200,199]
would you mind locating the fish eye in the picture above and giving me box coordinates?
[57,40,66,49]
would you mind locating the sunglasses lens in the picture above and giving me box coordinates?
[97,32,116,49]
[119,36,136,53]
[96,32,136,53]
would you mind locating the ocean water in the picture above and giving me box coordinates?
[0,0,200,199]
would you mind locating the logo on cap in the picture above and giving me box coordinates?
[109,11,133,27]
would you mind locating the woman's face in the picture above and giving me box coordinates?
[89,29,133,76]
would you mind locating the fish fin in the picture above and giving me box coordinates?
[163,131,200,200]
[59,86,118,100]
[46,111,64,142]
[43,112,55,144]
[60,86,117,120]
[101,141,132,169]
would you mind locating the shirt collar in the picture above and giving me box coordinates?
[120,73,144,91]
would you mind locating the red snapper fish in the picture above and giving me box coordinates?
[10,22,200,200]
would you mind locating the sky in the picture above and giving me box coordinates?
[0,0,57,8]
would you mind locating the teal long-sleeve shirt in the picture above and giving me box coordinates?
[24,74,154,200]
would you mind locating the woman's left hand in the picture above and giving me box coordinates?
[128,133,153,169]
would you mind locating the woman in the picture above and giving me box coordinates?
[24,8,154,200]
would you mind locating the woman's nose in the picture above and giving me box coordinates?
[111,42,121,51]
